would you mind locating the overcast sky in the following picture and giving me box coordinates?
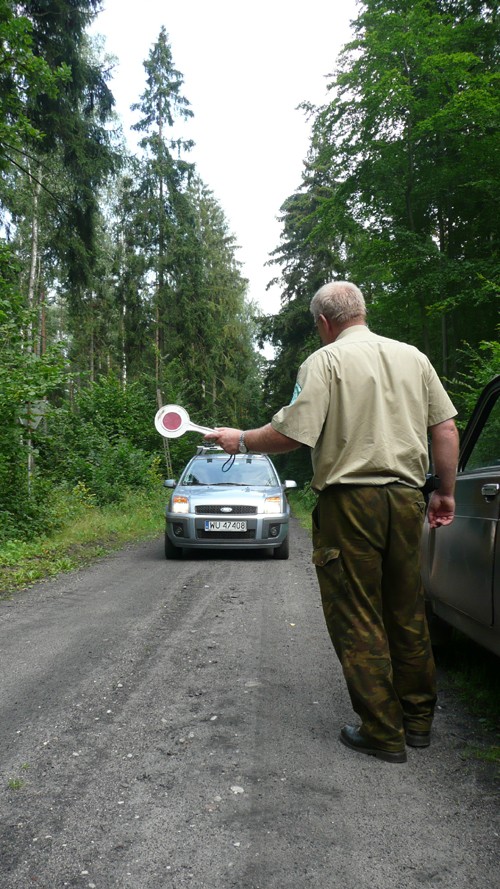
[90,0,359,314]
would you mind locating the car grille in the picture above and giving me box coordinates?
[196,529,256,540]
[195,504,258,515]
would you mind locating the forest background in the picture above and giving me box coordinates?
[0,0,499,556]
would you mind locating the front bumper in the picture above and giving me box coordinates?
[165,512,289,550]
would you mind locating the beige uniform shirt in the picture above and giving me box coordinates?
[271,326,457,491]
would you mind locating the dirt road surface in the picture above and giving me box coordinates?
[0,518,498,889]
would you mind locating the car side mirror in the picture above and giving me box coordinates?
[163,479,177,488]
[284,480,298,490]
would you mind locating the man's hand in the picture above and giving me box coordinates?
[427,492,455,528]
[204,428,241,454]
[428,418,459,528]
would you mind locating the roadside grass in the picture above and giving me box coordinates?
[0,486,165,597]
[434,637,500,764]
[288,488,500,764]
[288,487,316,530]
[6,764,30,792]
[7,778,25,791]
[461,744,500,765]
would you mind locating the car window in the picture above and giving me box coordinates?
[181,457,278,486]
[464,393,500,471]
[226,462,278,486]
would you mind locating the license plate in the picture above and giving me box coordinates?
[204,520,247,532]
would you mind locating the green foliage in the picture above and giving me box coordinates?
[0,243,67,537]
[74,375,159,451]
[285,483,318,537]
[35,375,161,506]
[0,0,70,164]
[448,336,500,428]
[0,18,264,543]
[289,482,317,518]
[18,1,119,287]
[0,2,120,324]
[0,484,166,594]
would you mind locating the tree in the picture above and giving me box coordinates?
[0,1,123,533]
[186,178,263,426]
[1,2,122,382]
[0,0,68,174]
[111,164,155,382]
[130,26,197,389]
[16,2,119,291]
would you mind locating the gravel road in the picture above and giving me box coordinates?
[0,518,498,889]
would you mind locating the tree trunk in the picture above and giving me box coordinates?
[27,168,42,352]
[89,315,95,383]
[39,287,46,357]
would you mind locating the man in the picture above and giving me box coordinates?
[206,281,459,764]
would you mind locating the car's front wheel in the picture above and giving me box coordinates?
[273,534,289,560]
[165,531,183,559]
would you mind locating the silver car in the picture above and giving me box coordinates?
[163,447,297,559]
[421,375,500,656]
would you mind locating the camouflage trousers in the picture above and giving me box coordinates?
[312,484,436,751]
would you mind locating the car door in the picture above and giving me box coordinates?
[423,376,500,638]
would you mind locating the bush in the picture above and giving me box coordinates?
[0,477,72,543]
[450,339,500,427]
[292,482,318,512]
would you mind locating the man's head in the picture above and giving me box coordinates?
[310,281,366,326]
[310,281,366,345]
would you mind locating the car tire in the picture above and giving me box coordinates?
[273,534,289,560]
[165,531,183,559]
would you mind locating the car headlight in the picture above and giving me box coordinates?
[263,496,282,514]
[172,495,189,514]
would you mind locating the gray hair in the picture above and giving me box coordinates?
[310,281,366,325]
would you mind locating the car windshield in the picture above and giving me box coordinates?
[180,456,279,487]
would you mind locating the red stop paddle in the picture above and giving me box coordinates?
[154,404,215,439]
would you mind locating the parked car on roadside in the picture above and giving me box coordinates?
[163,446,297,560]
[421,376,500,656]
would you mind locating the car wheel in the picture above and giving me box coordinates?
[165,531,183,559]
[273,534,289,560]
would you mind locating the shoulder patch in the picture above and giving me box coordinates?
[290,382,302,405]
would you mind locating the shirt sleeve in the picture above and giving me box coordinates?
[271,351,332,448]
[426,363,458,426]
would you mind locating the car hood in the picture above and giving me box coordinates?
[175,485,283,505]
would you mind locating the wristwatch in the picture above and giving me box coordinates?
[238,431,248,454]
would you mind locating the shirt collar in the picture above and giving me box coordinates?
[334,324,370,342]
